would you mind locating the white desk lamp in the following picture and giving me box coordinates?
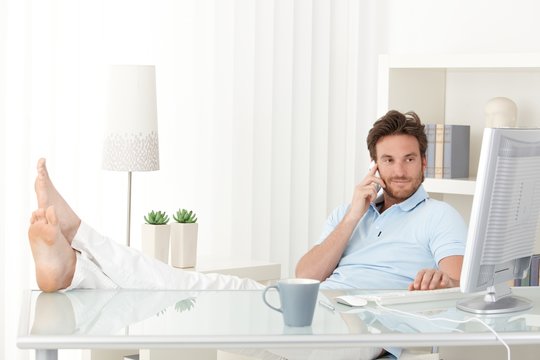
[102,65,160,247]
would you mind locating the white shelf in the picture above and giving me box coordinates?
[423,178,476,196]
[184,257,281,283]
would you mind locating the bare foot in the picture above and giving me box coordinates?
[28,206,77,292]
[35,158,81,243]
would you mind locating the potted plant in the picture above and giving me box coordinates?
[141,210,170,263]
[170,209,198,268]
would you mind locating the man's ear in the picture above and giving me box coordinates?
[422,156,427,171]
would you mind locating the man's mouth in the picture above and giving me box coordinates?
[390,178,410,184]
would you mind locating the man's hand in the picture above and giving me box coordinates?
[346,163,386,222]
[408,268,459,291]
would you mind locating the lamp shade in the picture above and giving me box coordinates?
[103,65,160,171]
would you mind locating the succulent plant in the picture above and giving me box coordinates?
[156,297,197,317]
[144,210,169,225]
[175,297,196,313]
[173,209,197,223]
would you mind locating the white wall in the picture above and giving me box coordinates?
[382,0,540,53]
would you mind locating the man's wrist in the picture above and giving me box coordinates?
[448,277,460,288]
[343,210,363,227]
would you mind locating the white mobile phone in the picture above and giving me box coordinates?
[369,161,381,193]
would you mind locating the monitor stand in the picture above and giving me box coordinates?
[457,283,532,315]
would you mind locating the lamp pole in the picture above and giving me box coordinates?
[126,171,132,247]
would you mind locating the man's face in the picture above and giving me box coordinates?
[375,134,426,203]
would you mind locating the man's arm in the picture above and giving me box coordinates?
[408,255,463,290]
[296,165,385,281]
[295,215,359,282]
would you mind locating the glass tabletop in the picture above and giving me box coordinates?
[18,287,540,349]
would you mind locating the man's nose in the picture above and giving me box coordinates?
[394,162,406,176]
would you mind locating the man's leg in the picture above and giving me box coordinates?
[32,158,262,291]
[72,221,262,290]
[31,158,119,292]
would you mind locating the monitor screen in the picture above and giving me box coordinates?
[458,127,540,314]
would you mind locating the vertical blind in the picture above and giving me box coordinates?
[1,1,377,358]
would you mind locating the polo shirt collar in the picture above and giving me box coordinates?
[371,184,429,213]
[397,185,429,211]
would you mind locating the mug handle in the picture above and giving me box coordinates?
[262,285,282,313]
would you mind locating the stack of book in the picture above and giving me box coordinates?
[515,254,540,287]
[425,124,470,179]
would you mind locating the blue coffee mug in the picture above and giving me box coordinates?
[262,278,320,327]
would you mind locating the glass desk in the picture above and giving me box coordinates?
[17,288,540,360]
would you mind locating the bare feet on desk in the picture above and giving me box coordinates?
[28,206,76,292]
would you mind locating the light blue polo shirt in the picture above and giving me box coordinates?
[320,185,467,290]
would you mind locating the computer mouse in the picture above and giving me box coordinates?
[335,295,368,307]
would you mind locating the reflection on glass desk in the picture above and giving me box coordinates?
[17,287,540,359]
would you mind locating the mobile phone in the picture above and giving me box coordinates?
[369,161,382,193]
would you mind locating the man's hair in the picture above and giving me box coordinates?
[366,110,427,160]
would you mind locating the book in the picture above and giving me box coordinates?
[513,254,540,287]
[425,124,436,178]
[434,124,444,178]
[443,125,470,179]
[530,254,540,286]
[522,270,531,286]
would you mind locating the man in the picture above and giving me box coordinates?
[297,110,465,291]
[29,110,465,293]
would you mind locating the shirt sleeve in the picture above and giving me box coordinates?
[427,202,467,265]
[316,204,349,244]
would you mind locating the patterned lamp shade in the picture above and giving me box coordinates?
[103,65,160,171]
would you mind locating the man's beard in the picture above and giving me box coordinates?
[382,171,424,203]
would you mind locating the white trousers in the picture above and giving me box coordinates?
[68,222,263,291]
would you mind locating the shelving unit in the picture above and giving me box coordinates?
[422,178,476,196]
[377,53,540,225]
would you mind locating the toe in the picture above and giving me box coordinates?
[45,206,58,225]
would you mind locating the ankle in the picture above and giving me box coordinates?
[64,219,82,243]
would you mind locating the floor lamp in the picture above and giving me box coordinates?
[102,65,160,247]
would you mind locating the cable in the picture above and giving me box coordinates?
[374,301,511,360]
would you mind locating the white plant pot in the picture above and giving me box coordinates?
[141,224,171,263]
[170,222,198,268]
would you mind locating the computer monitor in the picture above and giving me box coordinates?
[458,127,540,315]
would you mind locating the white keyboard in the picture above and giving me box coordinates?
[336,287,466,306]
